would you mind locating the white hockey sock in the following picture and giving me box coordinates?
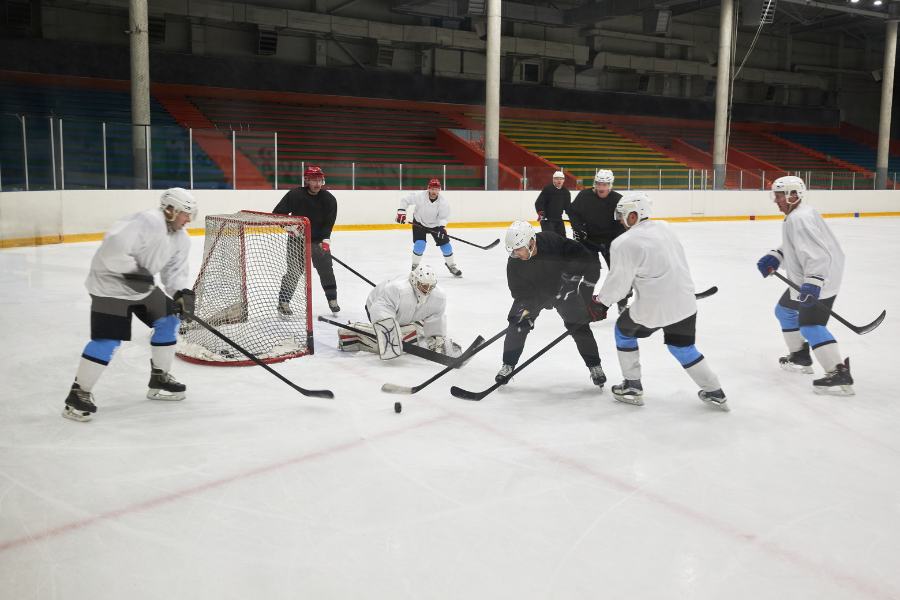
[443,253,456,268]
[75,357,107,392]
[685,358,722,392]
[617,349,641,380]
[812,342,842,372]
[782,329,806,353]
[151,345,176,372]
[411,252,423,268]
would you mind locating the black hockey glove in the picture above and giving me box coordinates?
[122,271,155,294]
[585,297,609,322]
[173,289,195,318]
[572,229,586,244]
[556,273,581,304]
[511,305,535,333]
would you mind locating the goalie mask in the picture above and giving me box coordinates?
[159,188,197,221]
[409,264,438,304]
[615,192,653,228]
[506,221,536,258]
[770,176,805,205]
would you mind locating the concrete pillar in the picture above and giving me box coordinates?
[129,0,151,189]
[484,0,501,191]
[711,0,734,189]
[876,20,898,190]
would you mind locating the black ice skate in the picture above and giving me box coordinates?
[328,299,341,314]
[446,264,463,278]
[588,363,606,388]
[779,342,814,374]
[277,301,294,318]
[699,389,730,411]
[612,380,644,406]
[813,358,854,396]
[148,363,186,401]
[495,364,514,384]
[62,383,97,422]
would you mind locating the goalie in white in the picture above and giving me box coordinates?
[338,265,461,360]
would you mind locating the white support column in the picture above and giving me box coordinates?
[484,0,501,191]
[876,20,898,190]
[129,0,151,189]
[712,0,734,190]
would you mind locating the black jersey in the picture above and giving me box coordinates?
[506,232,601,313]
[568,189,625,246]
[272,186,338,243]
[534,184,572,219]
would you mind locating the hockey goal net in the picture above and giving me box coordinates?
[176,210,313,366]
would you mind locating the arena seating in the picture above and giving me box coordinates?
[185,97,484,189]
[772,131,900,175]
[0,82,226,191]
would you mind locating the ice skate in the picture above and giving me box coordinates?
[446,264,463,278]
[148,364,186,400]
[328,299,341,315]
[813,358,854,396]
[62,383,97,422]
[698,389,730,411]
[277,301,294,318]
[495,364,514,385]
[612,380,644,406]
[779,342,814,374]
[588,363,606,388]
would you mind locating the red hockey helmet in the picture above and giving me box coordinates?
[428,178,441,189]
[305,166,325,181]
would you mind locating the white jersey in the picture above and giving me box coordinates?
[366,275,448,339]
[777,203,844,300]
[596,219,697,328]
[85,208,192,301]
[399,191,451,228]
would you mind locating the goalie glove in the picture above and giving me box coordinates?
[396,209,407,224]
[374,317,403,360]
[426,335,450,355]
[173,289,195,318]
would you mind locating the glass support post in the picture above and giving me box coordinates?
[145,126,151,190]
[301,161,305,187]
[627,168,631,190]
[21,116,29,191]
[60,119,65,190]
[232,130,236,190]
[739,170,742,190]
[189,128,193,190]
[274,132,278,190]
[399,163,403,191]
[523,166,527,190]
[658,168,662,190]
[443,164,446,189]
[49,117,57,190]
[103,123,108,190]
[484,165,487,190]
[852,172,855,190]
[352,163,355,190]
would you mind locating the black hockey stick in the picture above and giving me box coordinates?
[411,222,499,250]
[317,316,459,367]
[695,286,718,299]
[331,254,376,287]
[768,269,885,334]
[182,312,334,398]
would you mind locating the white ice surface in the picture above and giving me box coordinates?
[2,218,899,600]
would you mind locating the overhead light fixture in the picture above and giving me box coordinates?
[849,0,859,4]
[874,0,883,5]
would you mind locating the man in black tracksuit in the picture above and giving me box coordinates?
[498,221,609,389]
[273,166,339,314]
[534,170,571,237]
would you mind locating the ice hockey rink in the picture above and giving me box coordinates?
[1,216,898,600]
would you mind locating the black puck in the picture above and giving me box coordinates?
[394,402,402,413]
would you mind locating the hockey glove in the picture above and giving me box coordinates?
[757,250,783,278]
[573,229,586,243]
[122,271,155,294]
[396,209,407,224]
[173,289,195,318]
[800,278,822,307]
[512,306,535,333]
[586,297,609,322]
[537,211,547,222]
[321,239,331,253]
[557,273,581,304]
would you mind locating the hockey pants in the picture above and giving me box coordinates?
[501,306,600,368]
[539,219,566,237]
[280,237,337,303]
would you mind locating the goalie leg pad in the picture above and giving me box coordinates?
[375,318,403,360]
[339,322,417,356]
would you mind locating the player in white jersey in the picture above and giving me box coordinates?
[396,179,462,277]
[592,192,729,411]
[338,265,460,359]
[756,176,852,395]
[61,189,198,422]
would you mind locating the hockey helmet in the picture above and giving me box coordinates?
[428,178,442,189]
[409,264,438,303]
[615,192,652,226]
[305,166,325,183]
[770,176,805,204]
[594,169,615,185]
[505,221,536,258]
[159,188,197,221]
[553,171,565,179]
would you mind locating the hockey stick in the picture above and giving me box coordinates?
[695,286,718,299]
[317,316,459,367]
[768,269,885,334]
[182,312,334,398]
[411,222,499,250]
[331,255,376,287]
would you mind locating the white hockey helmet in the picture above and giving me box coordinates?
[552,170,565,179]
[505,221,536,258]
[594,169,615,185]
[409,264,438,303]
[615,192,653,225]
[770,176,806,204]
[159,188,197,220]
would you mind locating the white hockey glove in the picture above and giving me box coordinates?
[426,335,450,355]
[374,317,403,360]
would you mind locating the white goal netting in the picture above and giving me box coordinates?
[176,210,313,366]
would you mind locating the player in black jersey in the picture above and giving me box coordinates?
[534,170,572,237]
